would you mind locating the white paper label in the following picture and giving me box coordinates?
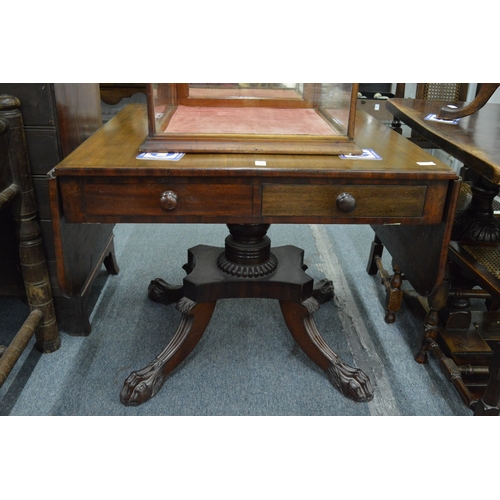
[416,161,436,165]
[255,161,266,166]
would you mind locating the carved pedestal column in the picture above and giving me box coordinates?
[452,172,500,243]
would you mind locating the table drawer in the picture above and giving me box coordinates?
[262,184,427,218]
[79,182,254,219]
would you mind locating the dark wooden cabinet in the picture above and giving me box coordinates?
[0,83,118,335]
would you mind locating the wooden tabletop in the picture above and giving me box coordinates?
[53,104,457,182]
[386,98,500,184]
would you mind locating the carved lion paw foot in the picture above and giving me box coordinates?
[147,278,184,304]
[327,359,374,402]
[312,279,335,304]
[120,362,165,406]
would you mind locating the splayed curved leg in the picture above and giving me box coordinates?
[280,298,374,403]
[120,297,216,406]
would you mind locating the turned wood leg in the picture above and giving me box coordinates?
[1,95,60,353]
[366,234,384,276]
[0,309,44,387]
[18,217,60,353]
[415,280,450,364]
[384,262,403,324]
[474,342,500,416]
[365,236,403,323]
[438,260,475,330]
[279,298,374,402]
[120,298,216,406]
[424,337,476,409]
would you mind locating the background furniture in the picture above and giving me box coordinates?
[367,84,469,326]
[356,83,395,125]
[392,84,469,148]
[0,94,59,387]
[0,84,119,335]
[437,83,499,120]
[99,83,146,106]
[382,97,500,414]
[49,103,458,406]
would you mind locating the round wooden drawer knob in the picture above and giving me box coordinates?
[336,192,356,213]
[160,190,178,211]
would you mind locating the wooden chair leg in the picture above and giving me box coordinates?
[18,215,60,352]
[1,94,60,358]
[366,234,384,275]
[415,280,450,364]
[366,235,404,323]
[474,342,500,416]
[384,262,403,324]
[0,309,43,388]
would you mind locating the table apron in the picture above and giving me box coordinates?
[57,176,451,225]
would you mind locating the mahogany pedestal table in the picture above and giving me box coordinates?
[49,104,458,407]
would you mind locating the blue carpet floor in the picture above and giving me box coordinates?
[1,223,471,416]
[4,221,496,500]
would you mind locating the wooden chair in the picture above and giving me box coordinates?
[0,94,60,388]
[436,83,499,120]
